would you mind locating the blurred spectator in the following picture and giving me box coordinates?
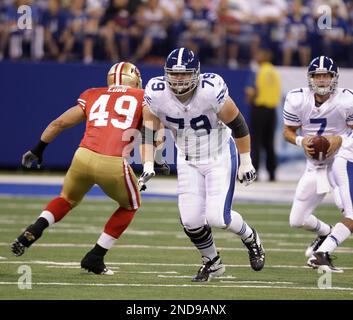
[131,0,169,63]
[42,0,69,60]
[7,0,44,60]
[214,0,254,68]
[320,1,351,67]
[160,0,184,51]
[244,48,282,182]
[99,0,141,62]
[0,0,352,68]
[179,0,217,63]
[82,0,107,64]
[282,0,313,66]
[0,0,10,60]
[58,0,87,62]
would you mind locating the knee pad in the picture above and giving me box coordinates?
[183,225,213,249]
[289,209,305,228]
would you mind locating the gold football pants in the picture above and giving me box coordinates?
[60,147,140,210]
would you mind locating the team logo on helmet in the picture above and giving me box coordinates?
[107,62,142,89]
[307,56,339,95]
[164,47,200,96]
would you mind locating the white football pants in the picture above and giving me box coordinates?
[177,138,238,229]
[290,156,353,227]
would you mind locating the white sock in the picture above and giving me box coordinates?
[317,222,351,253]
[97,232,117,250]
[226,210,253,241]
[199,245,218,261]
[39,210,55,226]
[303,215,331,236]
[187,227,218,260]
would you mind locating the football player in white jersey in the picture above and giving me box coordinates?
[138,47,265,281]
[283,56,353,272]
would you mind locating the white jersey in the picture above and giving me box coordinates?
[283,87,353,165]
[144,73,232,161]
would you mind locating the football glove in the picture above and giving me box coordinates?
[137,161,155,191]
[238,152,256,186]
[22,140,48,169]
[22,150,43,169]
[154,160,170,176]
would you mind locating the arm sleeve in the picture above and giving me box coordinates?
[77,89,92,112]
[283,93,302,126]
[342,90,353,126]
[144,80,159,117]
[210,74,229,113]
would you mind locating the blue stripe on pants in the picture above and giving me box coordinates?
[346,161,353,208]
[223,138,238,225]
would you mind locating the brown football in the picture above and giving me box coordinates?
[311,135,330,161]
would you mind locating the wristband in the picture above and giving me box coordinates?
[239,152,252,165]
[31,140,48,156]
[295,136,304,147]
[143,161,154,173]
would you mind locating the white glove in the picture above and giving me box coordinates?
[138,161,155,191]
[237,152,256,186]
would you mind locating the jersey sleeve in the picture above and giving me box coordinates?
[341,89,353,126]
[143,79,160,117]
[283,89,303,126]
[207,74,229,113]
[77,89,92,112]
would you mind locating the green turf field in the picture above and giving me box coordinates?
[0,196,352,300]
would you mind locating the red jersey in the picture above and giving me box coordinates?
[77,86,144,157]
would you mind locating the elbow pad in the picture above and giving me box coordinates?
[226,112,249,138]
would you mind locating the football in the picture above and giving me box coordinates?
[311,135,330,161]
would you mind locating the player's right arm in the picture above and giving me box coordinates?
[282,90,316,157]
[138,103,161,190]
[22,105,85,169]
[283,124,315,157]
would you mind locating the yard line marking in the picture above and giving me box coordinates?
[1,260,353,270]
[220,280,294,284]
[46,266,179,274]
[0,256,6,260]
[0,201,338,216]
[157,275,238,280]
[0,242,352,254]
[0,281,352,291]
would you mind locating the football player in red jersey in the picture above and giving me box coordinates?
[12,62,145,275]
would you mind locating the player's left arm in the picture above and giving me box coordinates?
[217,96,256,185]
[22,105,85,168]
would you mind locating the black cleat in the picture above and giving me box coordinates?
[307,252,343,273]
[305,226,332,257]
[81,252,114,275]
[11,239,27,256]
[305,235,329,257]
[242,228,265,271]
[192,255,225,282]
[11,230,37,257]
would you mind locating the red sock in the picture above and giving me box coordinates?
[45,197,72,222]
[104,207,136,239]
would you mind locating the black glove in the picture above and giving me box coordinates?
[22,140,48,169]
[154,160,170,176]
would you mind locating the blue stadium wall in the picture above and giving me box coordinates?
[0,61,251,171]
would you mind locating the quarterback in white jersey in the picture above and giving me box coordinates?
[283,56,353,272]
[139,47,265,281]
